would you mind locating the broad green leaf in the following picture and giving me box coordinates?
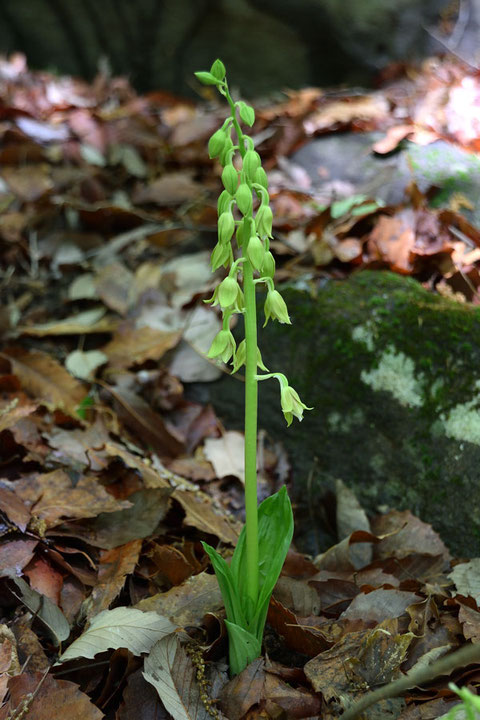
[330,194,367,219]
[144,635,212,720]
[201,542,247,628]
[224,620,261,677]
[231,487,293,639]
[58,607,176,663]
[13,577,70,646]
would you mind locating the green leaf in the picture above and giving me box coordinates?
[350,201,383,216]
[224,620,261,676]
[194,71,219,86]
[237,101,255,127]
[58,607,176,663]
[201,542,247,628]
[210,59,226,81]
[13,577,70,646]
[230,487,293,640]
[330,194,367,219]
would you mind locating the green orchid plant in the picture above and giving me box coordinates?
[195,59,312,676]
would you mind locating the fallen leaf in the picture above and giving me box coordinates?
[133,171,203,206]
[219,658,265,720]
[267,596,331,657]
[0,539,38,579]
[85,540,142,619]
[372,511,451,562]
[59,607,176,663]
[24,555,63,605]
[65,350,107,380]
[367,209,416,273]
[0,487,30,531]
[264,670,323,719]
[66,487,171,549]
[117,668,168,720]
[372,125,414,154]
[458,602,480,642]
[449,559,480,604]
[204,431,245,483]
[101,326,181,369]
[1,164,53,201]
[341,589,420,624]
[17,307,117,335]
[136,571,223,628]
[149,543,195,586]
[4,671,104,720]
[0,394,37,433]
[13,470,131,527]
[12,577,70,645]
[143,635,218,720]
[1,348,86,417]
[173,488,241,545]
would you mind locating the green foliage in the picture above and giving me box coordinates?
[442,684,480,720]
[202,488,294,675]
[196,59,311,676]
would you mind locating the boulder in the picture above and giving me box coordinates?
[192,271,480,558]
[292,133,480,226]
[0,0,450,95]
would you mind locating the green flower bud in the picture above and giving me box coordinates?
[232,338,246,372]
[264,289,291,326]
[246,235,265,270]
[232,339,268,373]
[219,137,233,167]
[255,204,273,238]
[236,183,252,216]
[262,250,275,278]
[208,128,227,159]
[207,328,235,363]
[236,217,254,248]
[222,163,239,195]
[217,189,232,216]
[243,150,261,182]
[218,211,235,244]
[211,241,230,270]
[218,276,240,308]
[210,59,226,81]
[237,101,255,127]
[194,71,219,85]
[254,166,269,190]
[280,385,312,426]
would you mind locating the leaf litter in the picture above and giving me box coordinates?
[2,52,480,719]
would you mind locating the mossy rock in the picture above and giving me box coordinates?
[196,271,480,558]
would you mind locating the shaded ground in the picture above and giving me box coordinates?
[2,53,480,719]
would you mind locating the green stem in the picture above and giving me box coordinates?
[224,83,259,608]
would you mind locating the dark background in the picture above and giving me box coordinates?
[0,0,456,97]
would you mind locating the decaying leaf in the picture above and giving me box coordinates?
[143,635,219,720]
[58,607,176,663]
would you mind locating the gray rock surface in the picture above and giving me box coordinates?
[292,133,480,225]
[191,271,480,559]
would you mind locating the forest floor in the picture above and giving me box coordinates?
[1,52,480,719]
